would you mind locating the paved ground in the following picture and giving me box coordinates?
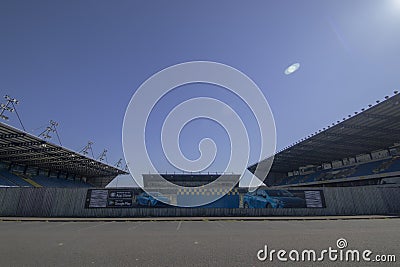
[1,215,397,221]
[0,218,398,266]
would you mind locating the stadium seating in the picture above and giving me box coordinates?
[351,159,386,177]
[30,175,92,188]
[0,176,15,187]
[380,157,400,173]
[0,170,33,187]
[276,156,400,186]
[0,168,91,188]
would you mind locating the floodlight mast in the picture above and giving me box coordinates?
[97,149,108,162]
[115,158,123,168]
[0,98,13,121]
[0,95,26,131]
[80,141,95,158]
[124,162,129,172]
[38,120,62,145]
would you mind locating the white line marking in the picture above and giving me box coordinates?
[176,221,182,231]
[215,221,224,227]
[128,221,145,231]
[76,222,109,232]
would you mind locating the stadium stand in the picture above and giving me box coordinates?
[29,175,91,188]
[0,176,14,187]
[0,169,32,187]
[142,174,241,205]
[0,121,128,188]
[143,173,240,187]
[0,167,92,188]
[269,155,400,187]
[249,93,400,188]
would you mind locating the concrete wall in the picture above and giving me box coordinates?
[0,186,399,217]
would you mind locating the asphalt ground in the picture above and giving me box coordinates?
[1,215,397,221]
[0,218,398,267]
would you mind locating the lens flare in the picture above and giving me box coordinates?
[284,63,300,75]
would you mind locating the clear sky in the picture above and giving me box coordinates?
[1,0,400,187]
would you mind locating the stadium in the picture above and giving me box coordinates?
[1,1,400,265]
[1,91,399,266]
[1,92,399,217]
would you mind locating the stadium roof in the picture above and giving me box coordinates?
[0,121,127,186]
[249,92,400,175]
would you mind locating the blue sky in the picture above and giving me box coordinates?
[1,0,400,186]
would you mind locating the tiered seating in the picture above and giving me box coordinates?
[0,168,91,188]
[351,159,386,177]
[304,171,325,183]
[314,166,357,182]
[30,175,91,188]
[0,175,15,186]
[380,157,400,173]
[374,158,396,173]
[0,170,33,187]
[276,156,400,186]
